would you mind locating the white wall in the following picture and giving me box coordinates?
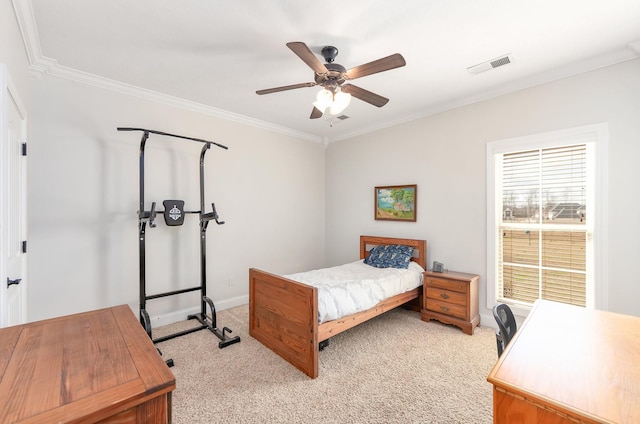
[28,76,326,323]
[326,58,640,319]
[5,2,639,325]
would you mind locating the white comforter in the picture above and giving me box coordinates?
[284,260,424,323]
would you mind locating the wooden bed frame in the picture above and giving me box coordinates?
[249,235,427,378]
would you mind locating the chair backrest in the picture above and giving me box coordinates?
[493,303,517,357]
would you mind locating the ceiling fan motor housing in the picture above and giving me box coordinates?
[315,62,347,88]
[321,46,339,63]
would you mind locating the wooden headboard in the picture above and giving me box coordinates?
[359,235,427,270]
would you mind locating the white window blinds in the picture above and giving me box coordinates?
[497,144,589,307]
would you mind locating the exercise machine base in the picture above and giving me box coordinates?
[141,295,240,364]
[187,312,241,349]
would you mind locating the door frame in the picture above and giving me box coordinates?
[0,64,28,326]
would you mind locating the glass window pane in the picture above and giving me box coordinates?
[502,229,539,266]
[542,231,586,271]
[542,145,587,225]
[497,142,590,308]
[502,265,539,303]
[542,269,586,306]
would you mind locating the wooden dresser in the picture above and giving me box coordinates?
[0,305,175,423]
[488,300,640,423]
[420,270,480,335]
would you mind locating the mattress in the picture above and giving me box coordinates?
[285,260,424,323]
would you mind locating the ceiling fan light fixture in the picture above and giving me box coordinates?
[329,90,351,115]
[312,87,352,116]
[312,88,333,113]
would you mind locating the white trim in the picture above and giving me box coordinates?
[592,124,609,311]
[11,0,640,145]
[50,64,322,143]
[48,64,322,143]
[149,295,248,329]
[486,123,609,318]
[329,49,636,143]
[10,0,322,143]
[0,65,6,327]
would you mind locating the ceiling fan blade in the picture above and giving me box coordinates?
[346,53,406,80]
[310,107,323,119]
[256,82,316,95]
[286,42,328,75]
[341,84,389,107]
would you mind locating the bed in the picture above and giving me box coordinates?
[249,235,427,378]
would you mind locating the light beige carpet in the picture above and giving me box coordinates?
[154,305,497,424]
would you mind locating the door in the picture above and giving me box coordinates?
[0,65,28,327]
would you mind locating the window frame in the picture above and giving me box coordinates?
[486,123,608,317]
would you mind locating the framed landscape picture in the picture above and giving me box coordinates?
[374,184,417,221]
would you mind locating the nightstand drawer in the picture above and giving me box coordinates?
[425,287,466,306]
[426,277,467,293]
[426,298,467,320]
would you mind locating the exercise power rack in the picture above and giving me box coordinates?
[118,127,240,352]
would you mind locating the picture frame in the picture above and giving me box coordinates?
[374,184,417,222]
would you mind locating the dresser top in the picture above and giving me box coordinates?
[0,305,175,423]
[424,269,479,282]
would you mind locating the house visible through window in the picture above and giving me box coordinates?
[487,124,607,314]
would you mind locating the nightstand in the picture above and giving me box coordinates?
[421,270,480,335]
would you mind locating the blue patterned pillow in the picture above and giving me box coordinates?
[364,244,414,269]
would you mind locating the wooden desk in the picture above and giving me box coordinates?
[0,305,175,423]
[487,300,640,424]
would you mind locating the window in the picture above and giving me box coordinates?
[487,124,608,315]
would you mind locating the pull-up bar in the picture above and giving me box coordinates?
[117,127,228,150]
[118,127,228,217]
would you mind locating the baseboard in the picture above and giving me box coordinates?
[480,312,498,331]
[481,309,529,331]
[150,295,248,328]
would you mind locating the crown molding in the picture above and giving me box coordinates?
[329,46,639,143]
[49,63,323,142]
[11,0,51,79]
[12,0,640,146]
[11,0,322,144]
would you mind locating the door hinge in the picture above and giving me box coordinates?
[21,240,27,253]
[21,142,27,156]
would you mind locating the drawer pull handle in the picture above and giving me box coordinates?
[440,293,449,299]
[441,306,449,312]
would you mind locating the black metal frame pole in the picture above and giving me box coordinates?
[199,143,210,317]
[139,131,149,327]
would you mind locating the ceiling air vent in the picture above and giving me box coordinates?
[467,54,513,75]
[327,114,349,127]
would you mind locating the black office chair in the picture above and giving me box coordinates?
[493,303,517,357]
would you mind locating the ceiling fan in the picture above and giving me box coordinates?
[256,42,406,119]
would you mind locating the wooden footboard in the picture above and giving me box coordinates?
[249,268,319,378]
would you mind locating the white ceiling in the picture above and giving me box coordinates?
[21,0,640,142]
